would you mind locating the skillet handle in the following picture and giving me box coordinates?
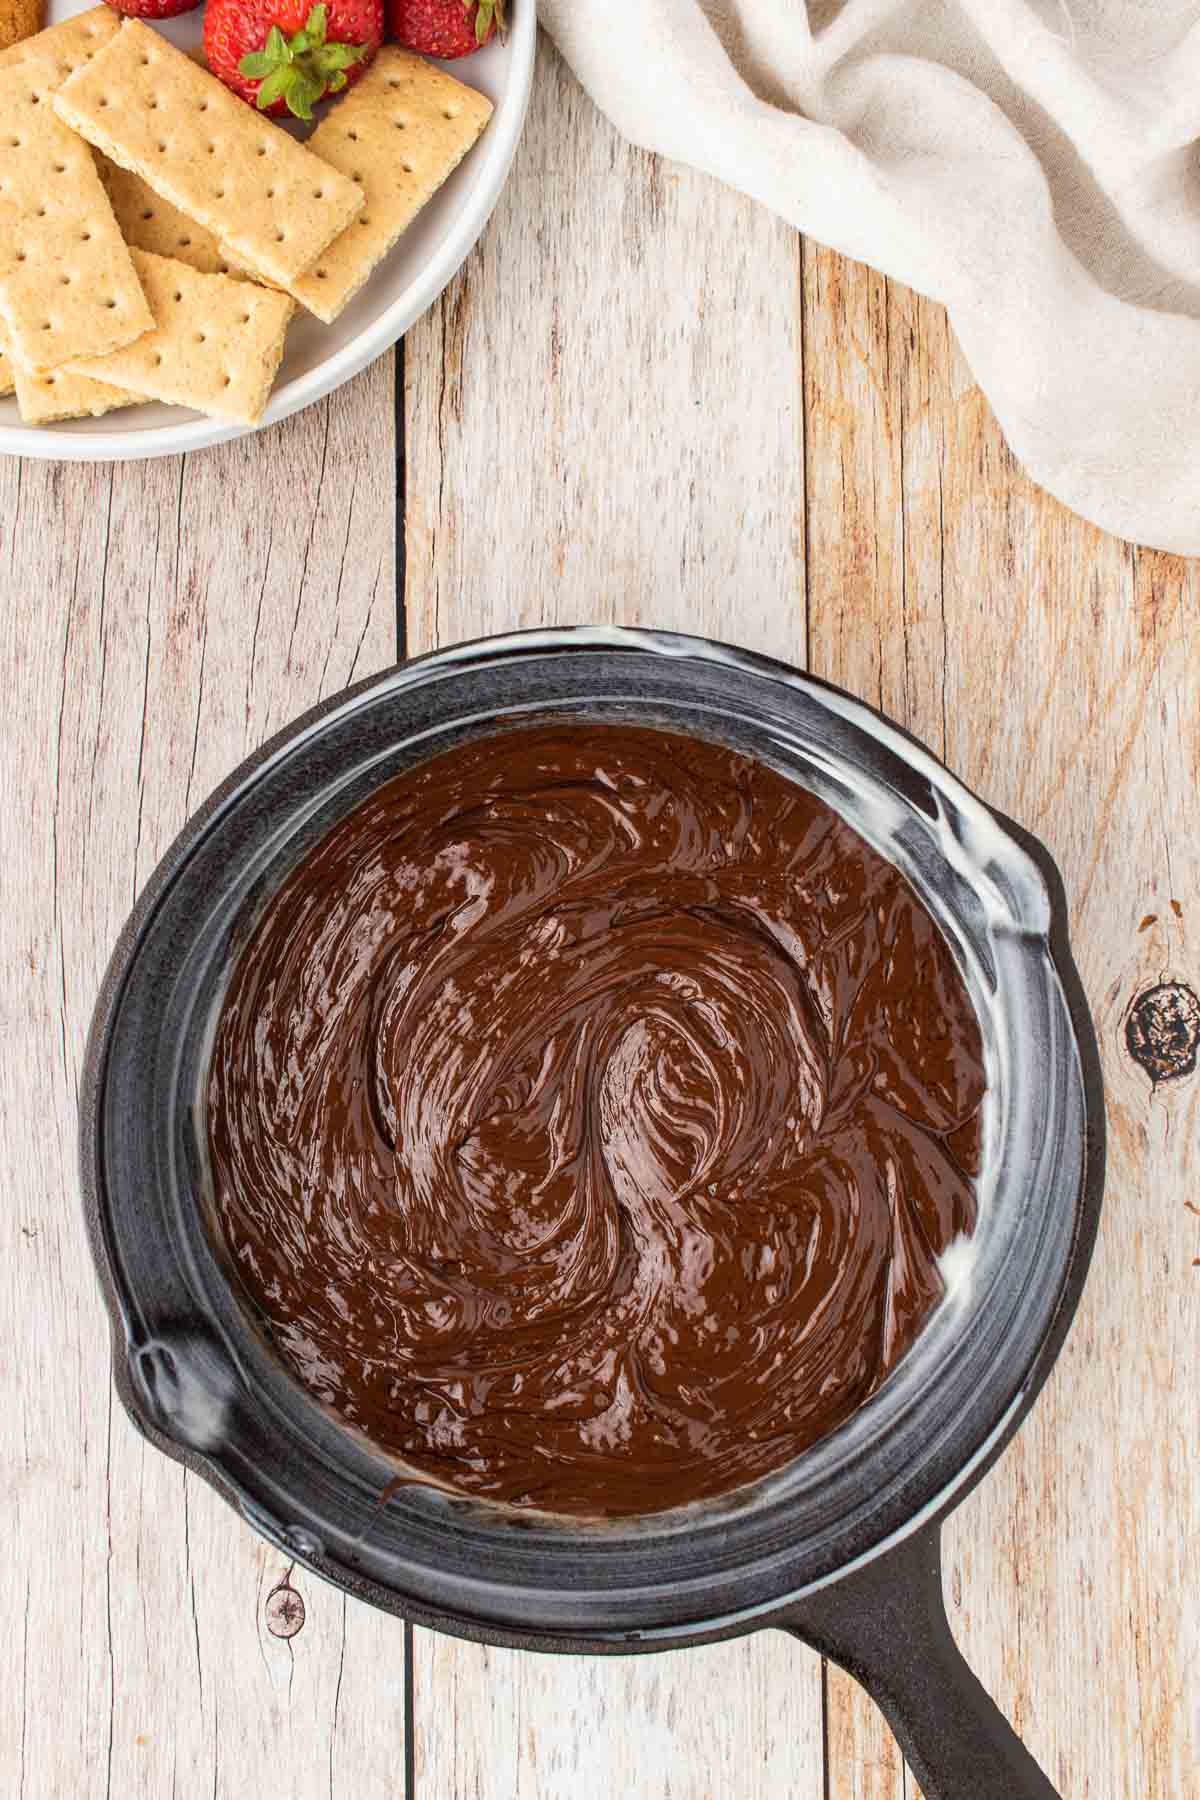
[776,1521,1061,1800]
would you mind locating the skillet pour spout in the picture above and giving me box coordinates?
[80,627,1103,1800]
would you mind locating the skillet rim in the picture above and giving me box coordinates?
[78,626,1104,1647]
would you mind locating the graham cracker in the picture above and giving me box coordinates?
[0,313,132,419]
[14,359,136,423]
[287,48,493,324]
[0,0,42,57]
[66,247,294,425]
[0,7,119,86]
[97,155,238,278]
[0,62,153,371]
[55,21,365,289]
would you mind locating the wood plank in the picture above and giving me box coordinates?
[404,35,805,648]
[0,358,401,1800]
[403,34,820,1800]
[803,243,1200,1799]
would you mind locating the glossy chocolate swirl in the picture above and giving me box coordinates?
[207,724,985,1517]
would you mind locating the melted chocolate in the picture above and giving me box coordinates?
[207,724,985,1518]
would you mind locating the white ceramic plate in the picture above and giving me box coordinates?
[0,0,534,460]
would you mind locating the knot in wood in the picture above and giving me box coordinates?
[1125,981,1200,1086]
[265,1583,306,1640]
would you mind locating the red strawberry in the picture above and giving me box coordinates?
[104,0,201,18]
[387,0,504,59]
[205,0,382,121]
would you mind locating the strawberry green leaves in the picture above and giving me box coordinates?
[469,0,504,44]
[239,6,370,121]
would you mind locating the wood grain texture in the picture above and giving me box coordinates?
[404,35,804,647]
[3,27,1198,1799]
[403,34,823,1800]
[0,359,401,1800]
[803,244,1200,1800]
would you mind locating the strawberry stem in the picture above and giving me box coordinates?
[239,5,370,120]
[466,0,506,44]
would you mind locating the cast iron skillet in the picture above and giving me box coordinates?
[80,628,1104,1800]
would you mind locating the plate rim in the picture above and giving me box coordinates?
[0,1,536,463]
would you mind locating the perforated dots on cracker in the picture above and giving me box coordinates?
[66,247,294,426]
[55,21,365,290]
[97,156,240,279]
[13,360,136,425]
[0,62,153,371]
[287,48,492,325]
[0,7,117,85]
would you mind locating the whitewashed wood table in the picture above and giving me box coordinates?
[3,34,1197,1800]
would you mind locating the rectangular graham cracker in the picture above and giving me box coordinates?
[97,155,239,279]
[0,7,118,84]
[286,48,492,324]
[0,63,153,370]
[55,20,365,288]
[65,248,294,425]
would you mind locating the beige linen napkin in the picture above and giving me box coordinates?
[540,0,1200,552]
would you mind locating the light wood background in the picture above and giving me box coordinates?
[3,32,1196,1800]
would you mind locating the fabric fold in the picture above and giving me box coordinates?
[540,0,1200,550]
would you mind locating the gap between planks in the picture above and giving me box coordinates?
[399,31,819,1800]
[399,29,1199,1800]
[0,353,405,1800]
